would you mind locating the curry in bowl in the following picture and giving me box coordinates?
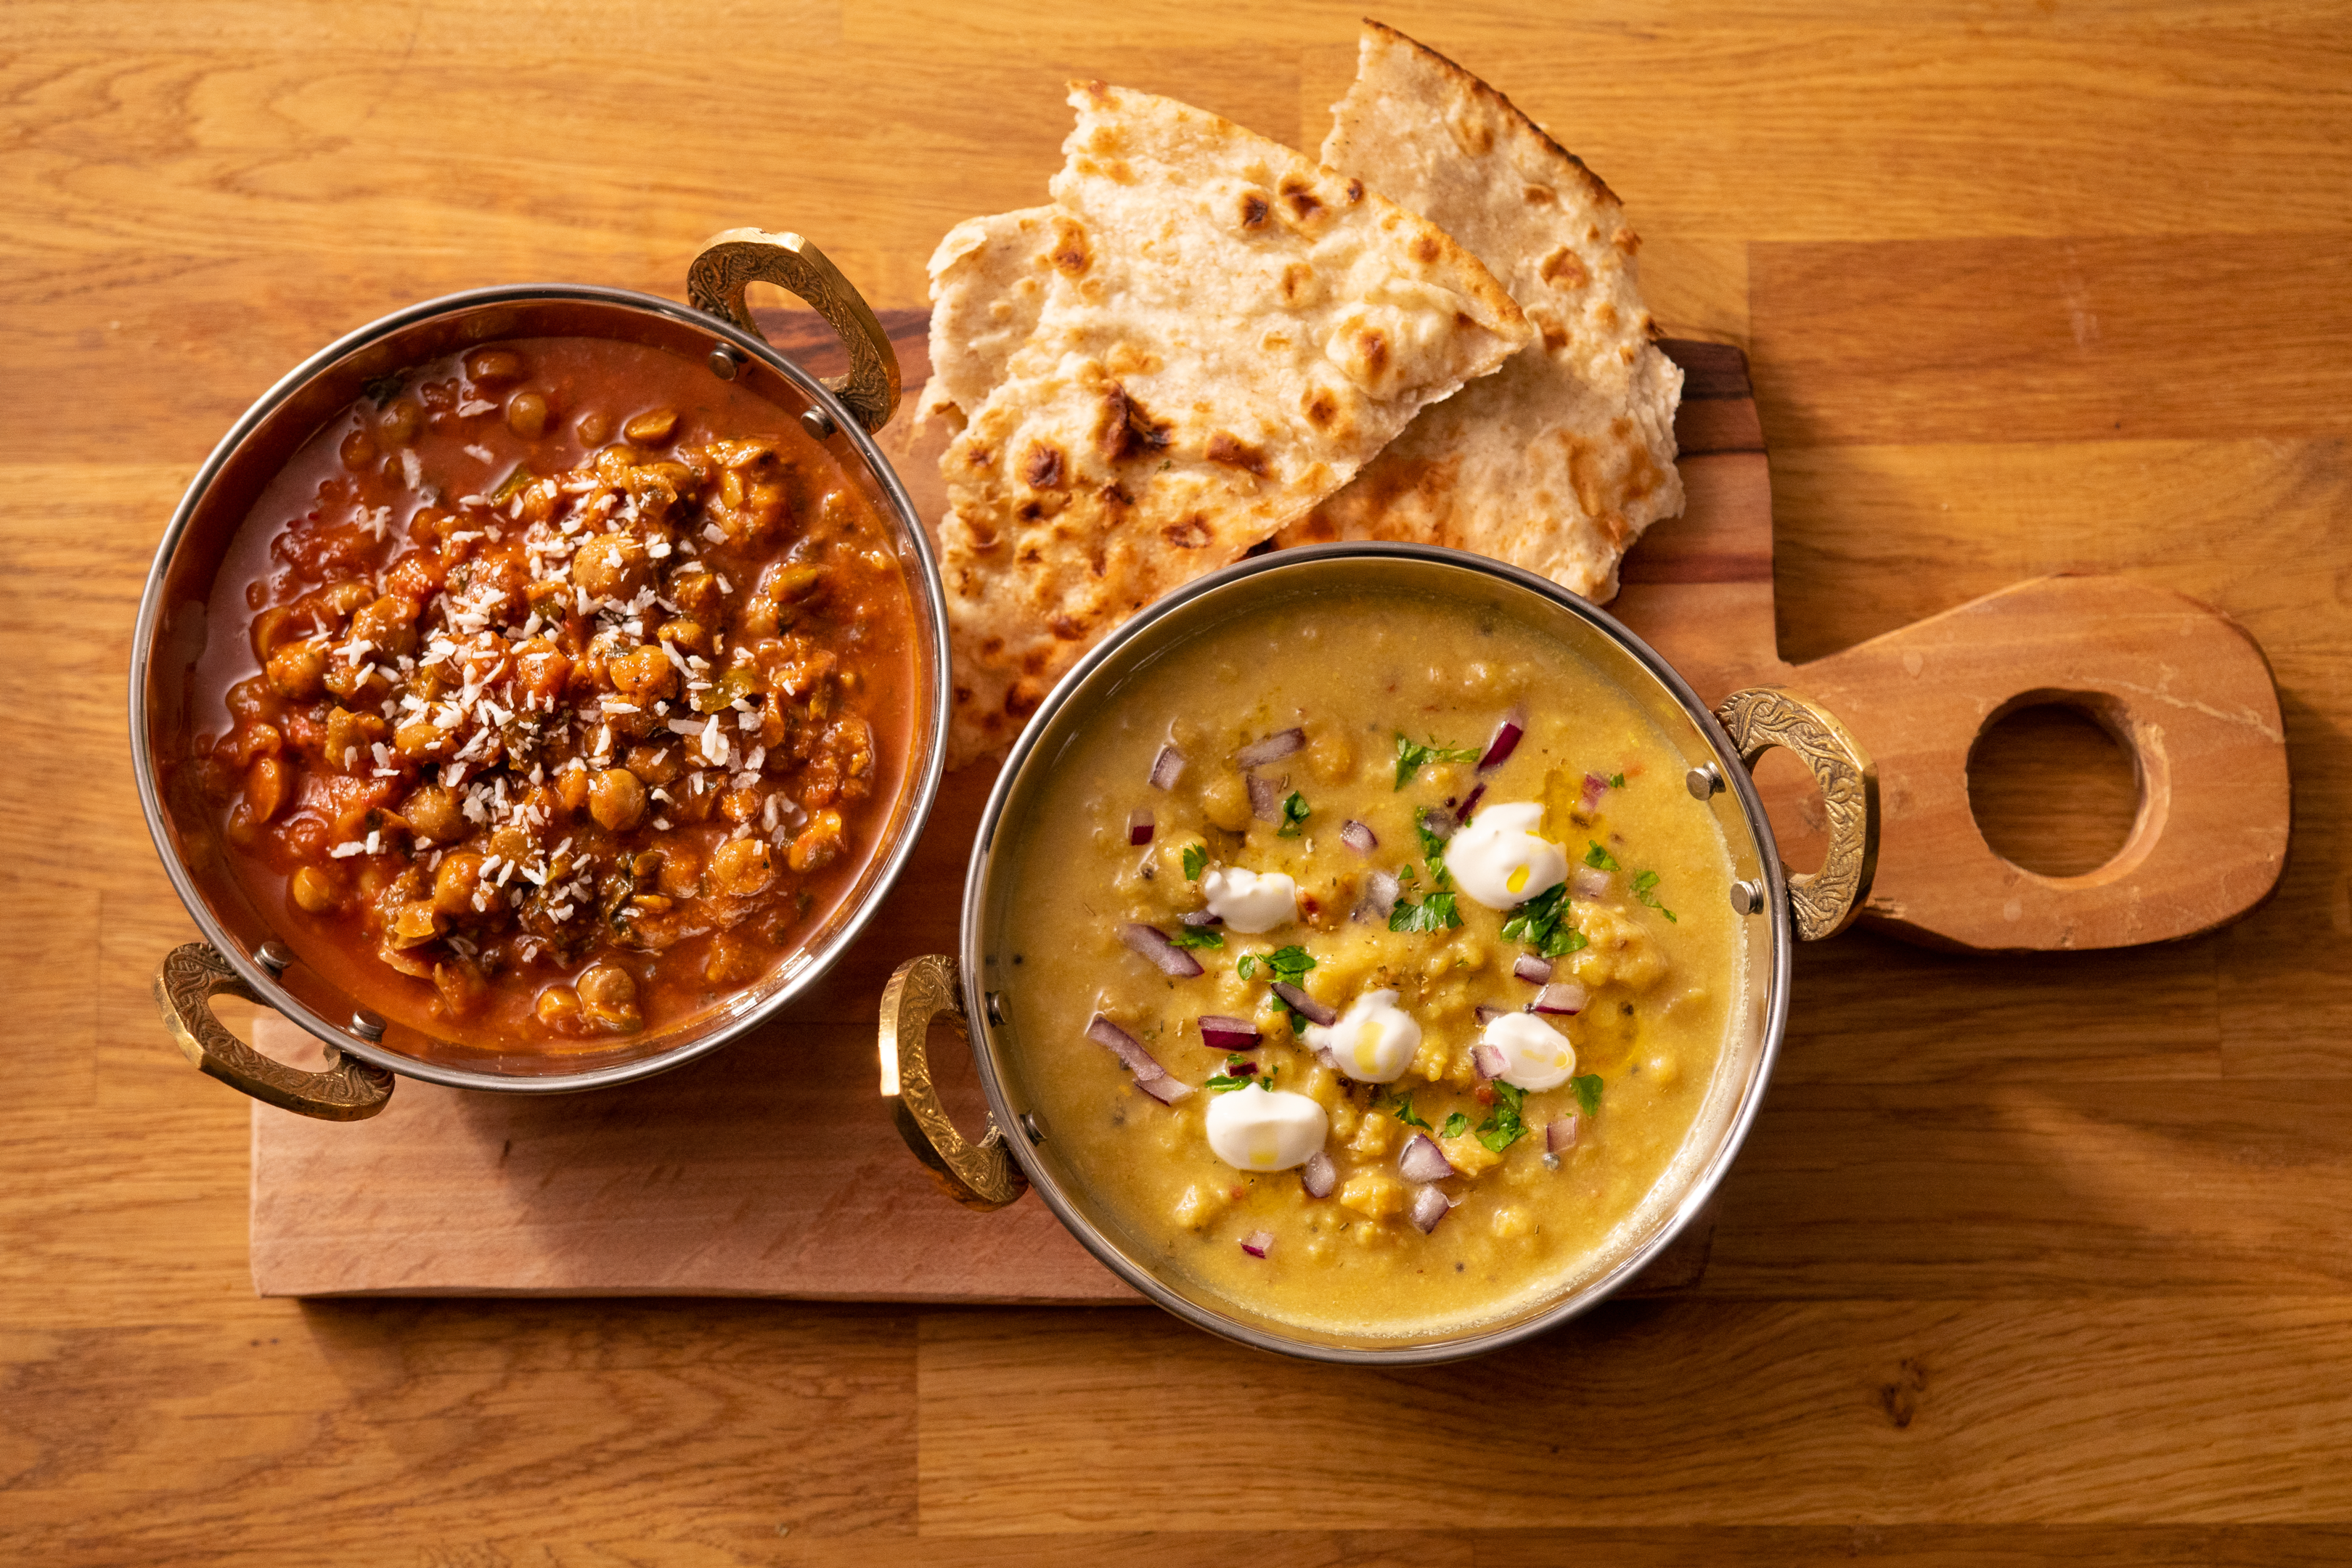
[976,571,1753,1341]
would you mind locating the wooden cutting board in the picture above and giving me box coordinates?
[246,318,2287,1300]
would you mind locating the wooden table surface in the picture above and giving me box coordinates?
[9,3,2352,1562]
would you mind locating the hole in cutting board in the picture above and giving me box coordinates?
[1968,701,2140,876]
[1750,747,1827,877]
[745,281,849,379]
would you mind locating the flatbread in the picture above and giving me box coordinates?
[917,205,1055,436]
[1275,21,1685,603]
[935,81,1532,766]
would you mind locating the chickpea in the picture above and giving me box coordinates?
[706,837,777,897]
[704,931,764,987]
[404,783,463,843]
[487,824,537,867]
[316,579,375,622]
[265,640,327,701]
[669,571,723,620]
[608,644,677,706]
[377,397,422,446]
[339,427,377,470]
[1201,772,1252,833]
[576,962,642,1033]
[624,743,681,788]
[657,847,702,900]
[718,785,763,825]
[622,407,678,444]
[246,756,289,821]
[570,534,649,602]
[575,409,611,446]
[1307,729,1355,785]
[656,616,711,656]
[250,606,296,661]
[505,390,550,439]
[433,956,489,1018]
[535,984,587,1036]
[588,767,646,831]
[349,595,420,660]
[324,707,387,769]
[430,851,483,914]
[393,720,455,761]
[788,809,846,873]
[556,764,592,815]
[465,348,522,385]
[290,865,338,914]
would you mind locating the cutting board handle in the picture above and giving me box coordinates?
[1776,574,2288,951]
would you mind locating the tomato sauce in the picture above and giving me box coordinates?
[188,336,918,1051]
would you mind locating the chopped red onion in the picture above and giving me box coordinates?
[1355,868,1401,923]
[1086,1013,1194,1103]
[1572,865,1612,899]
[1418,805,1457,844]
[1530,981,1588,1016]
[1301,1151,1336,1199]
[1197,1014,1259,1051]
[1271,982,1336,1028]
[1233,727,1305,768]
[1339,819,1377,854]
[1581,771,1609,812]
[1454,783,1487,825]
[1472,1041,1508,1079]
[1513,953,1553,985]
[1397,1133,1454,1183]
[1239,1230,1275,1258]
[1312,1045,1343,1075]
[1408,1183,1450,1234]
[1547,1114,1580,1153]
[1473,1005,1508,1029]
[1127,808,1154,846]
[1180,908,1222,927]
[1247,773,1283,822]
[1148,743,1185,791]
[1120,922,1204,978]
[1477,715,1524,772]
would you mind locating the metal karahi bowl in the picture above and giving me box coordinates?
[132,232,949,1119]
[878,543,1879,1364]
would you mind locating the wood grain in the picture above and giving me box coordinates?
[8,2,2352,1561]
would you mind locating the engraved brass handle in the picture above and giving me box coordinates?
[153,942,395,1120]
[1716,687,1880,941]
[879,954,1028,1212]
[688,228,902,434]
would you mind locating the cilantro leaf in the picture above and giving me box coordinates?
[1392,1092,1432,1131]
[1477,1082,1529,1152]
[1262,945,1316,982]
[1182,843,1206,881]
[1632,869,1678,923]
[1170,926,1225,950]
[1609,772,1626,788]
[1572,1074,1604,1116]
[1501,883,1588,958]
[1585,841,1621,872]
[1275,791,1311,838]
[1388,890,1462,932]
[1441,1112,1471,1139]
[1393,732,1482,790]
[1204,1074,1254,1093]
[1415,809,1456,889]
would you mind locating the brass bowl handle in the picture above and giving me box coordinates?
[688,228,901,435]
[153,942,395,1120]
[1716,688,1881,941]
[878,954,1028,1212]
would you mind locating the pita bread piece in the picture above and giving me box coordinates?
[1278,20,1684,603]
[937,81,1531,765]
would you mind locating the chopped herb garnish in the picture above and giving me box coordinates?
[1415,809,1455,889]
[1388,889,1462,932]
[1393,732,1482,790]
[1260,945,1315,983]
[1170,926,1225,950]
[1204,1074,1254,1093]
[1441,1112,1471,1139]
[1500,882,1590,959]
[1477,1082,1529,1152]
[1275,791,1311,837]
[1392,1092,1432,1130]
[1585,841,1621,872]
[1609,772,1626,788]
[489,465,535,505]
[1632,869,1678,923]
[1182,843,1206,881]
[1572,1074,1604,1116]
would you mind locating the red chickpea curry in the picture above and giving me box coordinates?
[190,337,918,1050]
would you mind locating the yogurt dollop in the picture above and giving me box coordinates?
[1447,801,1568,910]
[1204,1084,1329,1172]
[1201,866,1298,934]
[1480,1010,1578,1091]
[1303,988,1421,1084]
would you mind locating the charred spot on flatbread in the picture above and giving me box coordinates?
[1023,441,1068,491]
[1204,431,1267,475]
[1097,382,1173,463]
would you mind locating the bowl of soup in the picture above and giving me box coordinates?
[133,230,949,1117]
[878,542,1877,1362]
